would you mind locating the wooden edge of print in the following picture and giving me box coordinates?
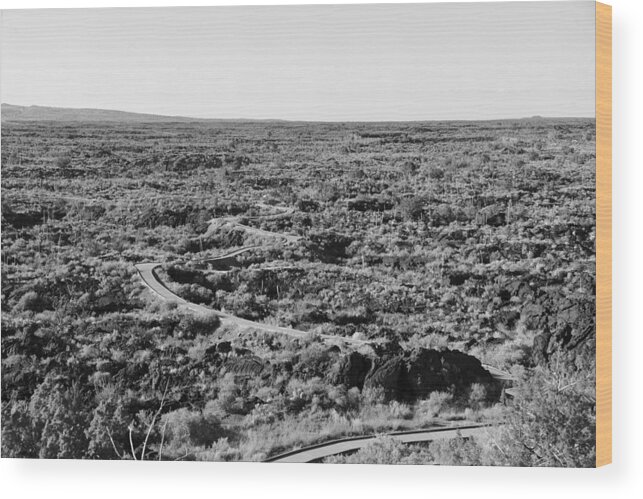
[595,1,612,468]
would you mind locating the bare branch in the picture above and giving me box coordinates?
[106,427,123,459]
[141,379,170,461]
[158,419,169,461]
[128,422,137,461]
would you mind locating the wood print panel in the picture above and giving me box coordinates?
[596,0,612,468]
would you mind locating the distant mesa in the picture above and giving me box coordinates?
[0,103,289,123]
[0,103,201,123]
[2,104,582,124]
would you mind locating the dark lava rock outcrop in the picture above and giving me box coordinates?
[329,351,372,389]
[475,204,506,226]
[223,355,267,379]
[362,348,501,402]
[526,292,595,369]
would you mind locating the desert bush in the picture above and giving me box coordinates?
[1,400,40,458]
[55,153,72,168]
[468,383,487,410]
[400,160,419,175]
[425,363,596,467]
[176,311,221,339]
[418,391,453,418]
[428,166,445,180]
[160,408,223,449]
[397,196,425,221]
[213,373,242,415]
[85,390,131,459]
[11,374,93,459]
[15,291,44,313]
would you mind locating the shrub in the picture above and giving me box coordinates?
[27,375,92,459]
[15,291,44,313]
[400,160,419,175]
[397,196,425,221]
[85,393,131,459]
[55,153,72,168]
[468,383,487,409]
[1,400,39,458]
[387,400,412,419]
[424,364,596,467]
[176,311,221,339]
[160,408,223,448]
[213,373,242,415]
[428,167,445,180]
[419,391,453,418]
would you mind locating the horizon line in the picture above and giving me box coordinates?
[1,102,596,124]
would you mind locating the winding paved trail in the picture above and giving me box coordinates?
[264,425,490,463]
[137,205,367,346]
[200,245,261,265]
[135,261,368,346]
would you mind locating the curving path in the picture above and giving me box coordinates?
[199,245,261,266]
[264,424,490,463]
[234,223,301,243]
[137,205,369,346]
[135,261,368,346]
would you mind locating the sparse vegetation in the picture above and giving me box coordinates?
[1,117,595,463]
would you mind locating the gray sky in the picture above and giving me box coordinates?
[0,2,595,121]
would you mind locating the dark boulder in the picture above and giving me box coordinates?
[475,204,506,226]
[438,350,500,399]
[496,310,521,329]
[363,357,405,398]
[528,295,595,368]
[330,351,372,389]
[216,341,232,355]
[448,272,471,286]
[532,329,551,366]
[223,355,267,379]
[362,348,501,402]
[403,349,449,398]
[326,344,342,356]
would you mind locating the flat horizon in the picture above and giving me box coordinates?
[1,102,595,124]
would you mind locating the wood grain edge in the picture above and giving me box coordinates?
[595,1,612,468]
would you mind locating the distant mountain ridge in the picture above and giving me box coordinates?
[1,104,208,123]
[1,103,590,124]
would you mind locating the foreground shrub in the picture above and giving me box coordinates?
[161,408,223,449]
[418,391,453,419]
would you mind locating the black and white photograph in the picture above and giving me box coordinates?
[1,1,601,467]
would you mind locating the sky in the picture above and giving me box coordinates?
[0,2,596,121]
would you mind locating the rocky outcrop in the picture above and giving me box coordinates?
[363,357,405,396]
[475,204,505,226]
[448,272,472,286]
[223,356,267,379]
[329,351,372,389]
[363,348,501,402]
[531,329,551,366]
[526,293,595,368]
